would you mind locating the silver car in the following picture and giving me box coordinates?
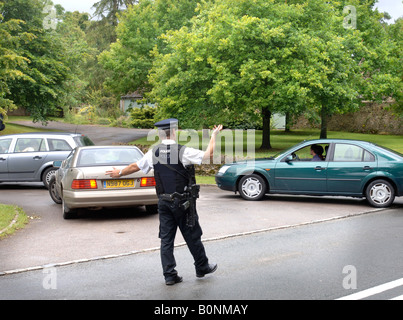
[0,132,94,188]
[49,145,158,219]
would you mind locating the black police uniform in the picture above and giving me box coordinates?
[151,119,216,284]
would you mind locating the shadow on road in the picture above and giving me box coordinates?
[73,206,158,221]
[0,182,46,190]
[215,191,387,207]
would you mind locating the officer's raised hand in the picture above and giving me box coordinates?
[212,125,223,136]
[202,124,223,161]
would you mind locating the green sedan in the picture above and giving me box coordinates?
[215,139,403,208]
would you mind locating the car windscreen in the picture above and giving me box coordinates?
[272,141,306,160]
[74,135,95,147]
[76,148,143,167]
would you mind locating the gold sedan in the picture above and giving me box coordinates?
[49,146,158,219]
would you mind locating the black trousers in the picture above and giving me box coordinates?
[158,198,209,281]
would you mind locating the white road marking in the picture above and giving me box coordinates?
[337,277,403,300]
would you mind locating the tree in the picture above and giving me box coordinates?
[313,0,402,137]
[54,9,98,112]
[385,17,403,116]
[92,0,136,27]
[149,0,367,147]
[149,0,402,146]
[0,1,33,115]
[99,0,200,96]
[2,0,70,122]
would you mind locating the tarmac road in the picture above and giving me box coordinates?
[0,206,402,300]
[0,181,401,273]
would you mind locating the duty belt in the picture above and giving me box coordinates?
[159,192,187,202]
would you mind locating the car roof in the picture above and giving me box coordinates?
[302,138,374,145]
[76,145,141,150]
[0,132,85,138]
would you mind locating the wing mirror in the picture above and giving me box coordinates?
[285,155,293,162]
[53,160,63,168]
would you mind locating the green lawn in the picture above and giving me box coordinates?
[0,122,56,135]
[0,205,28,239]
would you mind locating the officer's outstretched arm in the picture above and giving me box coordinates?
[202,125,223,161]
[106,163,140,178]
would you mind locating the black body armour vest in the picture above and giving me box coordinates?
[152,144,194,195]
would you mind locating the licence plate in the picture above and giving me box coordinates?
[103,179,135,189]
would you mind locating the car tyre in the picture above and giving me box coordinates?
[49,176,62,204]
[42,167,57,190]
[238,174,266,201]
[365,179,395,208]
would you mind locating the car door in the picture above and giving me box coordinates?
[327,143,377,195]
[46,137,73,162]
[8,137,47,180]
[274,143,328,193]
[0,138,12,180]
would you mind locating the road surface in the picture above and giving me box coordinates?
[0,208,402,300]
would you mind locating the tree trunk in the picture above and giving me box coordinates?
[320,106,328,139]
[285,112,291,132]
[261,107,272,150]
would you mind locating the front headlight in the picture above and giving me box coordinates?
[218,165,230,175]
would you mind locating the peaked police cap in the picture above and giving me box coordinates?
[154,118,178,130]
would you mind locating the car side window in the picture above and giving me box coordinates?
[286,143,328,161]
[48,138,72,151]
[14,138,45,153]
[0,139,12,154]
[333,144,375,162]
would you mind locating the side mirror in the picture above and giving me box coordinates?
[53,160,63,168]
[285,155,293,162]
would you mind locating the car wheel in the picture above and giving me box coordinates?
[42,167,57,190]
[365,179,395,208]
[238,174,266,201]
[49,177,62,204]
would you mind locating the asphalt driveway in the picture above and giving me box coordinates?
[9,120,151,145]
[1,181,400,274]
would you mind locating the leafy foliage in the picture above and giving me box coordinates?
[99,0,200,95]
[148,0,402,146]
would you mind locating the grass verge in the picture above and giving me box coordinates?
[196,175,216,185]
[0,204,28,239]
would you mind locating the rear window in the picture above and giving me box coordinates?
[375,144,403,159]
[77,148,143,167]
[14,138,46,153]
[73,135,95,147]
[0,139,12,154]
[48,138,72,151]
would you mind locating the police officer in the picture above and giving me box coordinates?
[106,119,223,285]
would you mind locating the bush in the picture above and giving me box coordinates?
[130,106,156,129]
